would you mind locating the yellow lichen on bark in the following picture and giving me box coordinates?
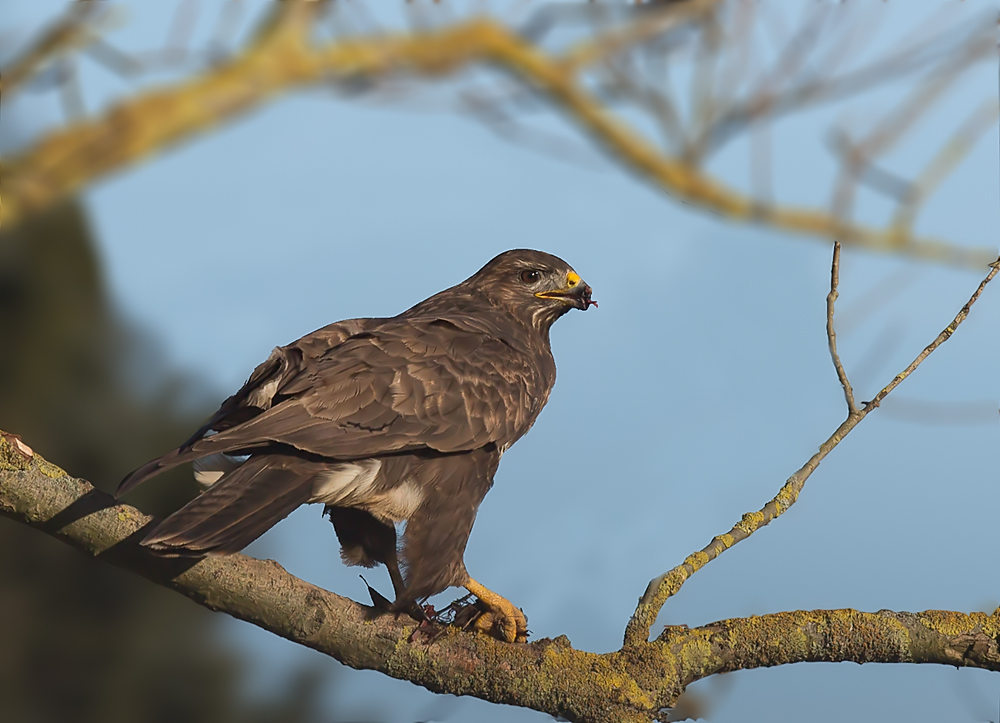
[734,510,765,535]
[920,610,1000,638]
[0,436,33,472]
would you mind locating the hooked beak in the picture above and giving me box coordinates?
[535,271,597,310]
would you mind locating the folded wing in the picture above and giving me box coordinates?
[117,316,536,496]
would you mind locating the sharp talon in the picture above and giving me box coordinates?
[359,574,393,611]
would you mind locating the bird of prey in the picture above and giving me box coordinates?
[117,249,594,643]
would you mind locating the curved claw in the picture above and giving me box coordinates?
[465,577,528,643]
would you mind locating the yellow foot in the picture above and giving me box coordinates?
[465,578,528,643]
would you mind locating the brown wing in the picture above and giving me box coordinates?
[117,318,376,495]
[141,453,321,556]
[118,316,539,496]
[181,318,378,443]
[189,318,538,458]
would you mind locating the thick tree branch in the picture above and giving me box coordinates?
[2,435,999,723]
[666,608,1000,683]
[0,437,669,723]
[1,9,992,267]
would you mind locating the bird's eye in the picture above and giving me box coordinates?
[520,269,541,284]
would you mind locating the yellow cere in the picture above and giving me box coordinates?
[566,271,580,287]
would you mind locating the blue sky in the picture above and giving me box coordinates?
[2,2,998,721]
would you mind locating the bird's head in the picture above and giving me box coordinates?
[466,249,596,331]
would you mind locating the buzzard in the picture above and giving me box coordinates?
[117,249,594,643]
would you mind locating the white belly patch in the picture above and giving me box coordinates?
[362,480,424,522]
[312,461,423,523]
[310,459,383,507]
[194,453,422,523]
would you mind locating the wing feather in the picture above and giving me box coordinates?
[182,318,536,461]
[119,314,542,496]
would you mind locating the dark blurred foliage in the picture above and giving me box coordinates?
[0,201,327,723]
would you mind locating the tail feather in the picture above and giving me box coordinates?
[174,483,311,556]
[142,455,317,556]
[116,449,196,498]
[116,435,268,498]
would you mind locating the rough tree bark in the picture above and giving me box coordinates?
[2,4,998,722]
[2,435,998,723]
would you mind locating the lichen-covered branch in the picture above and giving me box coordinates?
[2,5,992,267]
[2,434,999,723]
[624,254,1000,646]
[666,608,1000,684]
[0,435,666,723]
[623,415,854,647]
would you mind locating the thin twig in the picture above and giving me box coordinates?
[603,54,686,152]
[558,0,721,73]
[750,118,773,203]
[623,254,1000,646]
[0,3,102,99]
[705,12,995,153]
[57,57,87,122]
[685,14,722,162]
[82,38,145,77]
[862,258,1000,411]
[163,0,201,63]
[826,241,857,414]
[892,99,1000,233]
[827,31,989,227]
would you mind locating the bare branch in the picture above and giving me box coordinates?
[558,0,721,73]
[56,56,87,122]
[624,253,1000,646]
[862,257,1000,411]
[0,3,104,100]
[826,241,857,414]
[707,11,995,152]
[893,99,1000,233]
[1,12,993,267]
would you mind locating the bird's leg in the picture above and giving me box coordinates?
[384,548,407,602]
[465,577,527,643]
[384,551,429,622]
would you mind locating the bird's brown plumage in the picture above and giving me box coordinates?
[118,249,593,632]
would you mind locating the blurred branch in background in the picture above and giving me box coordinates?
[0,3,103,98]
[1,1,995,267]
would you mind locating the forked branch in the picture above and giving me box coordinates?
[624,253,999,646]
